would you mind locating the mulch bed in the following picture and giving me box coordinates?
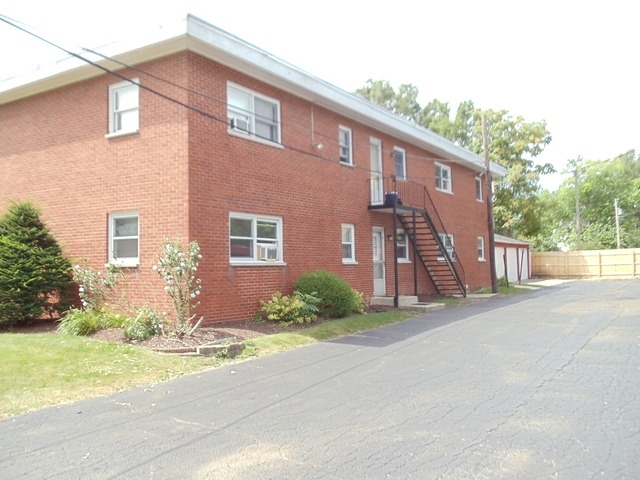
[1,305,398,351]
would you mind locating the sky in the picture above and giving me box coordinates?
[1,0,637,190]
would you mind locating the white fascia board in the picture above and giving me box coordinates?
[186,15,506,177]
[0,19,188,103]
[0,14,506,177]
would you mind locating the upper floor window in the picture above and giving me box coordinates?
[393,147,406,180]
[227,83,281,144]
[230,213,283,263]
[108,80,139,136]
[342,224,356,263]
[477,236,485,261]
[435,162,452,193]
[109,212,139,266]
[396,229,410,262]
[476,177,483,201]
[339,126,353,165]
[438,233,456,262]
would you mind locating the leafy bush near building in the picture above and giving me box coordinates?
[259,291,321,326]
[57,308,126,336]
[294,270,365,318]
[0,201,74,326]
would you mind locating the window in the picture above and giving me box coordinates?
[229,213,282,263]
[393,147,406,180]
[227,83,281,144]
[396,229,410,262]
[109,213,139,265]
[478,236,485,261]
[339,126,353,165]
[438,233,455,262]
[476,177,483,201]
[108,80,139,136]
[435,162,452,193]
[342,224,356,263]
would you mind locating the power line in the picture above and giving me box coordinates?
[0,14,482,184]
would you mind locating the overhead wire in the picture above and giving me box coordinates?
[0,14,487,184]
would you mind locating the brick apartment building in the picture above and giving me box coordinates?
[0,15,506,323]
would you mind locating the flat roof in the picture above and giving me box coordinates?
[1,14,506,177]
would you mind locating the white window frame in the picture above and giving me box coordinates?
[437,233,456,262]
[108,212,139,266]
[107,79,139,137]
[229,213,283,264]
[227,82,281,145]
[339,125,353,165]
[477,236,486,261]
[393,147,407,181]
[476,177,483,202]
[435,162,452,193]
[396,229,410,262]
[342,223,356,263]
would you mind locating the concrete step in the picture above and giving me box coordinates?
[370,296,446,312]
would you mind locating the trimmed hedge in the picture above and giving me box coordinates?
[294,270,361,319]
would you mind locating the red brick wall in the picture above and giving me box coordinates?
[0,54,193,312]
[0,51,492,324]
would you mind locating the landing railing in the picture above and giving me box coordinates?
[379,176,466,291]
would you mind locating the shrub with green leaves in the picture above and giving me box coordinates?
[152,239,203,337]
[124,307,164,341]
[0,201,74,326]
[294,270,363,318]
[259,291,321,326]
[57,308,126,336]
[72,261,124,310]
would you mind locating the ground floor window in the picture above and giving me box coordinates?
[342,223,356,263]
[478,236,485,261]
[109,212,139,265]
[438,233,455,262]
[230,213,283,263]
[396,229,410,262]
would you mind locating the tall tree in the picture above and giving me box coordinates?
[356,81,553,239]
[535,150,640,250]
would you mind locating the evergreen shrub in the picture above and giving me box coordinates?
[0,201,74,325]
[294,270,363,318]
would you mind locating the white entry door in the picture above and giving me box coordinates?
[372,227,386,295]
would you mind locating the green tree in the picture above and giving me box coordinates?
[535,151,640,250]
[469,109,553,237]
[356,81,553,238]
[0,201,74,325]
[356,79,421,122]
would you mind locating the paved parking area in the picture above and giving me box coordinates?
[1,278,639,479]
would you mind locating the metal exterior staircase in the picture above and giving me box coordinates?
[374,177,466,297]
[397,210,466,297]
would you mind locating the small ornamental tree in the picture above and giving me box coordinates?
[0,201,74,325]
[153,239,203,337]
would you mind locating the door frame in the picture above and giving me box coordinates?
[370,137,383,205]
[372,226,386,295]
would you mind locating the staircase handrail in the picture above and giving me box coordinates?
[384,176,466,291]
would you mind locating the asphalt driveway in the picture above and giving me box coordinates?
[1,278,639,479]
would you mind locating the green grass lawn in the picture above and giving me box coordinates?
[0,310,418,418]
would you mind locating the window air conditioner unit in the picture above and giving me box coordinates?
[230,117,250,132]
[258,244,278,261]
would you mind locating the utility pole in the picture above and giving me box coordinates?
[483,114,498,294]
[615,198,622,249]
[574,166,581,250]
